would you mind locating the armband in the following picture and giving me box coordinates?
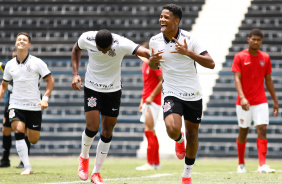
[42,96,49,102]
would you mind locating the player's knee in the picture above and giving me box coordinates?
[28,137,39,144]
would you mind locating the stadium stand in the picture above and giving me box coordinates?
[203,0,282,158]
[0,0,205,157]
[0,0,281,159]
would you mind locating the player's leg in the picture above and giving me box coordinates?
[0,127,12,167]
[78,87,101,180]
[235,105,252,173]
[91,90,121,184]
[163,97,185,160]
[253,103,274,173]
[17,129,30,169]
[181,99,202,184]
[0,103,12,167]
[11,119,33,175]
[136,105,156,170]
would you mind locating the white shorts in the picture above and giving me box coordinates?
[236,103,269,128]
[140,102,161,129]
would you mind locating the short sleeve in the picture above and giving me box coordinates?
[231,53,241,73]
[154,67,163,77]
[37,59,51,78]
[118,35,138,55]
[266,56,272,75]
[3,62,12,82]
[189,35,207,55]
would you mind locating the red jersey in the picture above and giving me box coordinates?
[231,49,272,105]
[142,62,163,105]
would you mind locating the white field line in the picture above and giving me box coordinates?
[39,173,177,184]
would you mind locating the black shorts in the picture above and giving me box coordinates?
[3,102,10,127]
[163,96,202,124]
[84,87,121,117]
[9,109,42,131]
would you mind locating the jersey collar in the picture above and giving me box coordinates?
[16,53,29,64]
[163,28,180,44]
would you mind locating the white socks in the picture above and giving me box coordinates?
[182,164,193,178]
[80,131,95,159]
[15,139,30,168]
[92,139,111,173]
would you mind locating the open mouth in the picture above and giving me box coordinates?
[161,25,167,32]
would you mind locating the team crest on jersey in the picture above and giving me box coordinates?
[108,49,116,57]
[9,109,15,119]
[260,60,265,67]
[87,97,97,107]
[240,119,244,124]
[163,102,172,112]
[26,65,32,72]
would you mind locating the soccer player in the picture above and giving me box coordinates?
[136,41,163,171]
[0,49,31,169]
[148,4,215,184]
[0,32,55,175]
[72,29,150,184]
[231,29,279,173]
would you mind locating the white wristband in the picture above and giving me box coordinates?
[42,96,49,102]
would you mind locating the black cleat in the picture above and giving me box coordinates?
[0,159,10,167]
[16,161,24,169]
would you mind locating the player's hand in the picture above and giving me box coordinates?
[139,104,143,113]
[145,96,153,105]
[273,101,279,116]
[36,100,48,110]
[170,37,189,55]
[240,97,250,111]
[149,46,164,67]
[72,74,83,91]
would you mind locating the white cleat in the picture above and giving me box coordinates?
[257,164,275,173]
[136,163,155,170]
[154,164,162,170]
[237,164,247,173]
[21,166,34,175]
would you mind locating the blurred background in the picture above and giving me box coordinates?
[0,0,281,159]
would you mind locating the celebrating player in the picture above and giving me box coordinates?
[72,29,150,184]
[0,32,54,175]
[148,4,215,184]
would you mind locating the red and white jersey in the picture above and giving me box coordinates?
[77,31,139,92]
[142,62,162,105]
[231,49,272,105]
[3,54,51,111]
[149,29,207,101]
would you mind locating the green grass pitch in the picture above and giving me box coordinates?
[0,156,281,184]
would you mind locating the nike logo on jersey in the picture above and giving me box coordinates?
[244,62,251,65]
[112,108,118,111]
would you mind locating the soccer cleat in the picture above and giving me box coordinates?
[257,164,275,173]
[91,173,105,184]
[78,156,89,180]
[136,163,155,170]
[182,177,192,184]
[0,159,10,167]
[175,132,185,160]
[21,166,34,175]
[154,164,162,170]
[16,161,24,169]
[237,164,247,173]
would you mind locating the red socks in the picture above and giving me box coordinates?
[257,138,267,166]
[153,135,160,165]
[144,130,159,165]
[236,139,246,164]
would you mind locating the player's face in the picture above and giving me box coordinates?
[15,35,31,51]
[247,35,263,50]
[97,45,112,54]
[159,9,180,35]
